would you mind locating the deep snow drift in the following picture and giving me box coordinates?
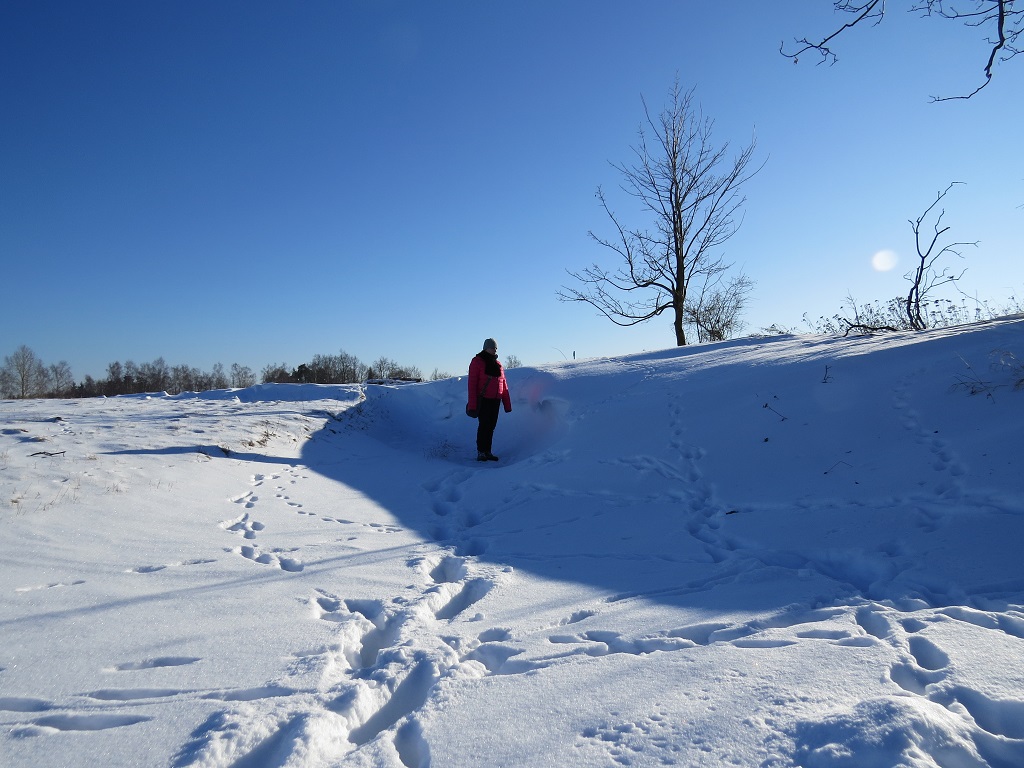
[2,319,1024,767]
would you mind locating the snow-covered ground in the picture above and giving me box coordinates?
[3,319,1024,767]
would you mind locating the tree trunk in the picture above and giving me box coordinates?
[673,302,687,346]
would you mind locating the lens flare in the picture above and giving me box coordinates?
[872,250,898,272]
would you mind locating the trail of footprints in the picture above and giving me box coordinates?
[8,590,1019,761]
[893,378,969,500]
[161,466,501,764]
[171,550,500,766]
[2,656,202,736]
[3,654,305,738]
[218,472,309,572]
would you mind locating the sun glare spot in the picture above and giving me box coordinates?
[872,250,898,272]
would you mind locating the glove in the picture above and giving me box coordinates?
[466,404,478,418]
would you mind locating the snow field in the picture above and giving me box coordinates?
[2,319,1024,766]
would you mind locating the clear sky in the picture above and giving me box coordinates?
[2,1,1022,382]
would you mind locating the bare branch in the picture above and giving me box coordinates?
[781,1,886,65]
[905,182,978,328]
[921,0,1021,99]
[559,79,761,346]
[783,0,1021,99]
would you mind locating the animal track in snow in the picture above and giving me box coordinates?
[578,709,687,766]
[220,512,265,540]
[14,713,152,735]
[609,454,701,485]
[236,545,303,572]
[318,517,402,534]
[108,656,200,671]
[578,630,701,657]
[559,609,598,626]
[86,688,188,701]
[202,685,296,702]
[127,559,215,574]
[274,487,305,510]
[249,472,281,488]
[13,580,85,593]
[229,490,260,509]
[892,379,968,499]
[504,606,888,677]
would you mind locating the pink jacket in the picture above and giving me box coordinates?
[468,353,512,412]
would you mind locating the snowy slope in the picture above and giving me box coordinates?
[2,319,1023,767]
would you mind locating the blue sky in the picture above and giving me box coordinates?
[2,1,1022,382]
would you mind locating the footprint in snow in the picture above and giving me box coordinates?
[434,578,492,621]
[14,713,152,735]
[127,559,215,574]
[14,580,85,592]
[108,656,200,671]
[230,491,259,510]
[221,512,265,539]
[237,545,303,572]
[0,697,53,713]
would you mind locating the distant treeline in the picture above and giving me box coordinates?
[0,345,471,400]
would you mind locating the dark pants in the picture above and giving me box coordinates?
[476,397,501,454]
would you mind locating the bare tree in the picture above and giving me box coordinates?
[298,351,365,384]
[104,361,125,396]
[139,358,170,393]
[366,357,421,381]
[1,345,49,399]
[210,363,229,390]
[368,357,399,380]
[170,364,199,393]
[392,364,422,380]
[0,358,14,398]
[559,80,761,347]
[809,185,977,336]
[336,352,365,383]
[261,363,292,384]
[77,375,98,398]
[48,361,75,397]
[783,1,1022,100]
[685,273,755,342]
[905,182,977,329]
[123,361,140,393]
[231,363,256,388]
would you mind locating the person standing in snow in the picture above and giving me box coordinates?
[467,338,512,461]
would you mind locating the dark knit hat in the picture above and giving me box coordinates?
[483,338,498,353]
